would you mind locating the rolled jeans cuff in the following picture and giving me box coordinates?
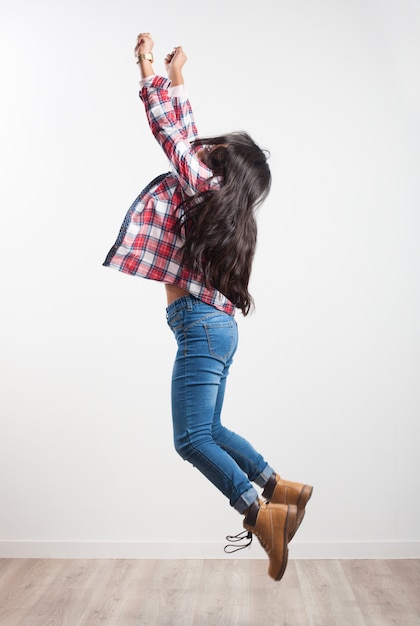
[253,463,275,488]
[233,487,260,514]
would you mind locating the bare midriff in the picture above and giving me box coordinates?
[165,284,190,305]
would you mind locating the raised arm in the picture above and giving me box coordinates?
[164,46,187,87]
[165,46,199,144]
[134,32,155,79]
[134,33,214,196]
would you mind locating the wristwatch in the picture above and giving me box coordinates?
[136,53,154,63]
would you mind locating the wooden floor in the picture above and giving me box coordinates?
[0,558,419,625]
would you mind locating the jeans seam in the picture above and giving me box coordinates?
[182,311,225,333]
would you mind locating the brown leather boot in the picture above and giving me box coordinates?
[262,474,313,540]
[243,500,298,581]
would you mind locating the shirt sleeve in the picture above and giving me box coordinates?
[140,75,213,197]
[171,92,199,143]
[139,75,156,88]
[168,84,186,98]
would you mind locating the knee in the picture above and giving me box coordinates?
[174,435,193,462]
[173,431,212,463]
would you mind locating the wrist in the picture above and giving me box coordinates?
[136,52,154,64]
[136,52,154,79]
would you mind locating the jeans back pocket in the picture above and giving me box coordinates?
[204,319,238,362]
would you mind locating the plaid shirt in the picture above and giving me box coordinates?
[103,75,235,315]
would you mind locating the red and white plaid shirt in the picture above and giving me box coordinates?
[103,75,235,315]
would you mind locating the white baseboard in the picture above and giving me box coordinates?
[0,541,419,560]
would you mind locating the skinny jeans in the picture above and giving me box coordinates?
[166,295,273,514]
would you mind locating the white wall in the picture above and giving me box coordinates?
[1,0,419,559]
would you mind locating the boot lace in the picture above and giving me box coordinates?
[255,532,271,554]
[224,530,253,554]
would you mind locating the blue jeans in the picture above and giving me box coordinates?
[166,295,273,514]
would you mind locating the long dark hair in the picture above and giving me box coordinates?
[178,132,271,315]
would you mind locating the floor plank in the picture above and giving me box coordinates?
[0,558,419,626]
[245,559,307,626]
[295,559,367,626]
[342,559,420,626]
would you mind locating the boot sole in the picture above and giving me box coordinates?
[288,484,313,542]
[297,484,313,510]
[274,505,297,582]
